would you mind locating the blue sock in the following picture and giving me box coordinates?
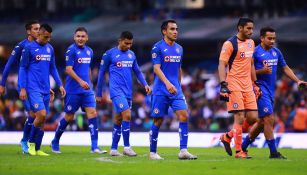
[179,122,188,150]
[242,135,254,151]
[21,116,35,142]
[267,139,277,154]
[29,125,40,143]
[111,124,121,150]
[53,118,69,142]
[150,124,160,153]
[88,117,98,149]
[35,129,44,150]
[122,120,130,147]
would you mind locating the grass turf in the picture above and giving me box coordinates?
[0,145,306,175]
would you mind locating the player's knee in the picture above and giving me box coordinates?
[153,118,163,126]
[65,114,74,122]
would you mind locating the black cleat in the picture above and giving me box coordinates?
[270,152,287,159]
[220,133,232,156]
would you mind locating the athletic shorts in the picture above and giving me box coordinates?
[257,93,274,118]
[111,96,132,114]
[28,91,50,113]
[64,91,96,113]
[151,94,188,117]
[227,91,257,113]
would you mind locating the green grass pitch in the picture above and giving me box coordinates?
[0,145,306,175]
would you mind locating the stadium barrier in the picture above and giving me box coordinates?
[0,132,306,149]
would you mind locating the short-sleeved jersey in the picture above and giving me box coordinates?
[65,43,94,94]
[151,39,183,96]
[19,41,62,94]
[219,37,255,92]
[1,39,31,88]
[253,45,287,99]
[96,47,147,99]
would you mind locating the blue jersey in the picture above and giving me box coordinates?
[151,39,183,96]
[1,39,31,89]
[19,41,62,94]
[65,43,94,94]
[96,47,147,99]
[253,45,287,100]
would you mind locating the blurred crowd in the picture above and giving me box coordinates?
[1,64,306,132]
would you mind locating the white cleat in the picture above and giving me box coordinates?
[90,148,107,154]
[123,147,137,157]
[178,150,197,160]
[149,152,164,160]
[110,150,123,156]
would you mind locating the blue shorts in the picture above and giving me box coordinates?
[151,94,188,117]
[257,94,274,118]
[111,96,132,114]
[28,91,50,113]
[64,91,96,113]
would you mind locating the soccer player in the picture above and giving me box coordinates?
[149,19,197,160]
[19,24,66,156]
[241,27,307,158]
[96,31,151,157]
[0,20,41,154]
[218,17,261,158]
[51,27,107,154]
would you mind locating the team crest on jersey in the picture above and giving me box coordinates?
[240,52,245,58]
[263,107,269,113]
[36,55,41,61]
[176,48,180,53]
[154,108,159,114]
[128,53,132,59]
[272,51,277,57]
[67,105,72,111]
[46,47,51,53]
[247,42,252,48]
[152,53,157,59]
[86,50,91,56]
[233,103,239,109]
[34,103,39,109]
[119,103,124,108]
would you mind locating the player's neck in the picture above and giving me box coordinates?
[261,43,271,50]
[164,37,175,46]
[27,35,34,42]
[236,33,246,41]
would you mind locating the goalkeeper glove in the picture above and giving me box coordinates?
[220,81,231,102]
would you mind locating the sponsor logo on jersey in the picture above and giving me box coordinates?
[77,57,91,64]
[35,54,51,61]
[164,55,181,62]
[116,61,133,67]
[262,59,278,66]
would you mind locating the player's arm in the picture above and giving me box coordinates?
[132,58,151,95]
[50,52,66,98]
[153,64,177,94]
[218,41,232,102]
[66,66,89,90]
[251,58,262,99]
[96,52,111,103]
[0,43,23,95]
[283,66,307,88]
[19,46,30,100]
[179,67,182,83]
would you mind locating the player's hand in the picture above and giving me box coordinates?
[219,81,231,102]
[79,80,90,90]
[0,85,5,96]
[262,65,272,74]
[298,81,307,91]
[96,96,103,104]
[144,85,152,95]
[166,82,177,94]
[59,86,66,98]
[253,81,262,100]
[19,88,27,100]
[50,89,55,103]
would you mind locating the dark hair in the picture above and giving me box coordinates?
[40,23,53,33]
[161,19,176,35]
[120,31,133,40]
[25,20,39,30]
[75,27,88,34]
[237,17,253,29]
[260,26,275,37]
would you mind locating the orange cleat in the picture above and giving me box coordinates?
[235,151,252,159]
[220,133,232,156]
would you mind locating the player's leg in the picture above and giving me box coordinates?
[149,95,168,160]
[241,110,261,153]
[263,114,286,159]
[20,97,35,153]
[110,112,123,156]
[121,99,137,156]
